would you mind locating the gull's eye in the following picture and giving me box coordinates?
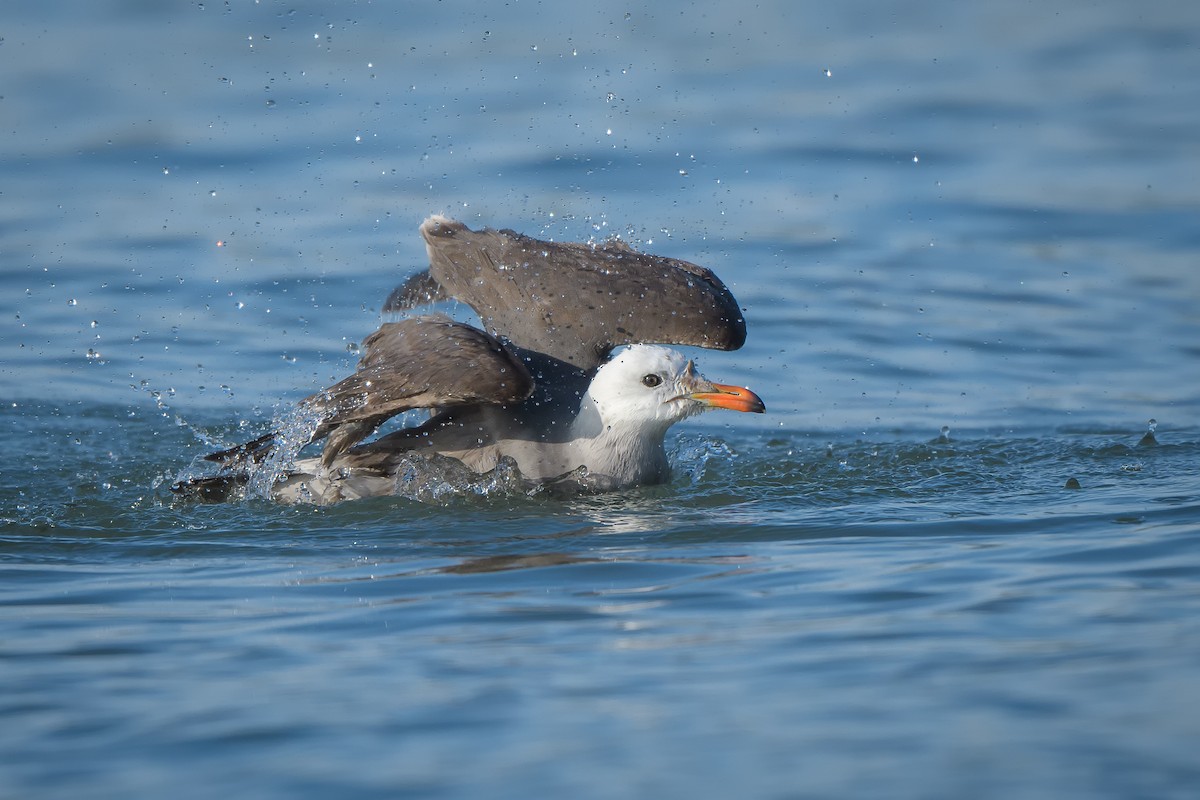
[642,374,662,388]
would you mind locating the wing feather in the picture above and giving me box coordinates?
[204,316,533,468]
[385,215,747,372]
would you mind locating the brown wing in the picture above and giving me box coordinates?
[205,316,533,468]
[382,268,448,313]
[387,215,747,372]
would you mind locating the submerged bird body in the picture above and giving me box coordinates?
[271,346,761,504]
[177,216,763,504]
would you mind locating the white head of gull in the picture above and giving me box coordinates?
[511,344,763,489]
[572,345,763,477]
[176,215,764,504]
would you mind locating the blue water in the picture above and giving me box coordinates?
[3,1,1200,797]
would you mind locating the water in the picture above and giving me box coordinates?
[3,0,1200,797]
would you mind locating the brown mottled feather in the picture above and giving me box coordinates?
[203,316,532,469]
[397,216,746,371]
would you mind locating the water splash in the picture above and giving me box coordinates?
[1138,418,1158,447]
[387,454,537,504]
[670,436,737,485]
[243,403,325,500]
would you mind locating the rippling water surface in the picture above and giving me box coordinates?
[3,1,1200,798]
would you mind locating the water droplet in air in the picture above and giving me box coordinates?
[67,298,77,306]
[823,68,832,77]
[938,425,951,442]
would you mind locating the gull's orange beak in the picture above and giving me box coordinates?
[687,381,766,413]
[675,361,765,413]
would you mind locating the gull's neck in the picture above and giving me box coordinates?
[567,393,672,486]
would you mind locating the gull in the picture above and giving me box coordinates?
[176,215,764,503]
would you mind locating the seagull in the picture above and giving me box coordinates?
[175,215,764,503]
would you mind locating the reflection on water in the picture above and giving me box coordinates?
[4,405,1200,798]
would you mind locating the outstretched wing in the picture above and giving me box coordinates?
[205,316,533,468]
[386,215,747,372]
